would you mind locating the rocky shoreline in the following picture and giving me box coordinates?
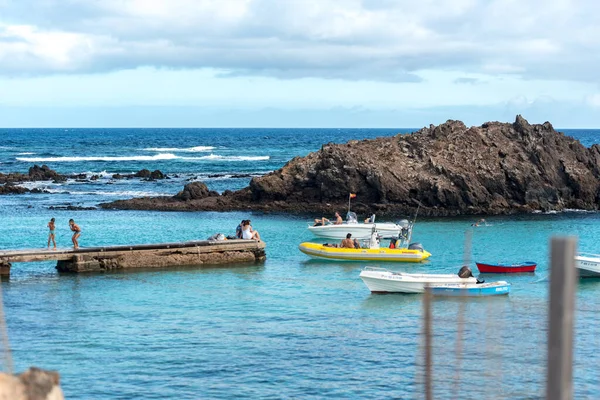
[0,165,169,195]
[100,115,600,216]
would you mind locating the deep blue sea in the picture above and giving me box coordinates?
[1,127,600,399]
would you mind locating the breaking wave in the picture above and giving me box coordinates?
[143,146,215,152]
[16,154,180,162]
[193,155,270,161]
[16,153,269,162]
[44,188,173,197]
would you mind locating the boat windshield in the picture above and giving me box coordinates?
[346,212,358,224]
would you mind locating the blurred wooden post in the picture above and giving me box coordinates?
[547,237,577,400]
[423,287,432,400]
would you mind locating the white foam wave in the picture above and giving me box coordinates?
[16,154,180,162]
[16,153,270,162]
[45,188,172,197]
[80,170,111,178]
[532,208,593,214]
[20,181,54,190]
[143,146,215,152]
[186,154,270,161]
[16,152,35,155]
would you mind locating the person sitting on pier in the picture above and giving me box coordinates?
[236,220,246,238]
[69,219,81,249]
[340,233,355,248]
[242,220,261,241]
[47,218,56,250]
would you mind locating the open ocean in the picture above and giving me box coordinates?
[1,127,600,398]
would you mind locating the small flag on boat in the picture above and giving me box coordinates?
[349,193,356,199]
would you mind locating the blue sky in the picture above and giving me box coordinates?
[0,0,599,128]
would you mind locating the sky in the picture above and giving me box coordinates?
[0,0,599,128]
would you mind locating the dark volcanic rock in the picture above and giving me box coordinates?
[242,115,600,215]
[0,184,30,195]
[101,115,600,215]
[150,170,165,180]
[29,165,65,182]
[0,183,50,195]
[0,165,65,184]
[134,169,151,178]
[174,182,213,200]
[48,205,97,210]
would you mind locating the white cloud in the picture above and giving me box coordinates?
[0,0,598,83]
[587,94,600,108]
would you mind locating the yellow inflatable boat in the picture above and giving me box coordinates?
[298,242,431,262]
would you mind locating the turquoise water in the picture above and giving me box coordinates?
[3,209,600,398]
[1,128,600,398]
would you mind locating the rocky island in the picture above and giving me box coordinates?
[100,116,600,216]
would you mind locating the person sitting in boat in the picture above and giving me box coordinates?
[314,212,343,226]
[340,233,355,248]
[333,212,343,224]
[364,214,375,224]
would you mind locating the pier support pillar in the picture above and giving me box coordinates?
[253,247,267,262]
[57,255,101,273]
[0,261,11,277]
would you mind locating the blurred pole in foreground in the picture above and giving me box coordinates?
[547,237,577,400]
[423,287,432,400]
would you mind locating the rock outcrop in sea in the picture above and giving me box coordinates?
[0,166,168,195]
[101,116,600,216]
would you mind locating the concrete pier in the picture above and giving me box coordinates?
[0,239,266,275]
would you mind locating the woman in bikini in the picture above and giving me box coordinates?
[241,220,261,241]
[69,219,81,249]
[47,218,56,249]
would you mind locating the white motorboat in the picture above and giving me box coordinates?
[359,267,478,294]
[575,253,600,277]
[308,212,406,239]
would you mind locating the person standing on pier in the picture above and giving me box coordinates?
[47,218,56,250]
[69,219,81,249]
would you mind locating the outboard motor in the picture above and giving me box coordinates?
[458,266,474,279]
[346,212,358,224]
[408,242,424,251]
[397,219,410,229]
